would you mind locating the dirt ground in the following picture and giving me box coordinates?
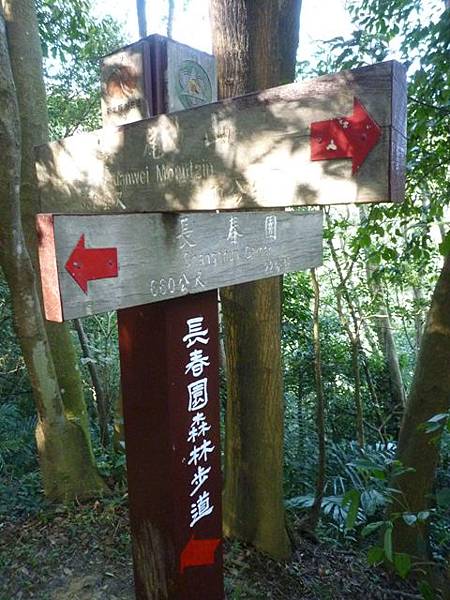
[0,496,426,599]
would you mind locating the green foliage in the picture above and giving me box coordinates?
[0,403,36,476]
[285,441,397,538]
[36,0,126,138]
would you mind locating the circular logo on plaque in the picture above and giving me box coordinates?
[105,66,139,100]
[176,60,212,109]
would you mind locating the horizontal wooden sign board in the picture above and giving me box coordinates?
[37,211,323,322]
[36,61,406,214]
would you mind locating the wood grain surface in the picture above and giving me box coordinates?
[37,211,323,321]
[36,61,407,213]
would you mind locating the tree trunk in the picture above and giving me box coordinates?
[210,0,301,560]
[167,0,175,38]
[0,0,105,501]
[363,209,406,417]
[136,0,147,38]
[413,285,424,353]
[327,234,365,446]
[390,249,450,559]
[0,7,106,502]
[307,268,326,531]
[297,363,305,462]
[73,319,110,448]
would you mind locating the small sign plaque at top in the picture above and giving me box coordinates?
[101,35,217,127]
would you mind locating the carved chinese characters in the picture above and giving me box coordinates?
[182,317,216,529]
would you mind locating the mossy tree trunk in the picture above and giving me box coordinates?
[390,249,450,558]
[210,0,301,559]
[0,0,106,501]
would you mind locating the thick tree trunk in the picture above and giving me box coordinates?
[210,0,301,559]
[0,0,105,500]
[390,250,450,558]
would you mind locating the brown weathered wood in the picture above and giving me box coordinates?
[36,61,406,213]
[37,211,323,322]
[101,42,149,127]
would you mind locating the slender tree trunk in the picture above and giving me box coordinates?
[297,363,305,462]
[307,268,326,531]
[167,0,175,38]
[413,285,424,353]
[73,319,110,448]
[390,249,450,559]
[136,0,147,38]
[327,235,365,446]
[210,0,301,559]
[113,391,125,452]
[0,7,106,501]
[366,262,406,428]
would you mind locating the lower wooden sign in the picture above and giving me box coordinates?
[37,211,323,322]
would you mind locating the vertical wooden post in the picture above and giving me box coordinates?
[118,291,223,599]
[106,36,223,599]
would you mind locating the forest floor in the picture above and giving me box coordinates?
[0,487,425,600]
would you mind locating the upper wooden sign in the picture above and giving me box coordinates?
[36,61,406,213]
[37,211,322,322]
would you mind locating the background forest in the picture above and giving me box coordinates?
[0,0,449,598]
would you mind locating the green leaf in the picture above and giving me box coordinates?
[439,232,450,256]
[384,524,393,562]
[436,488,450,508]
[427,413,448,423]
[402,513,417,526]
[371,469,387,480]
[342,489,360,530]
[367,546,384,565]
[417,511,430,522]
[419,580,435,600]
[394,553,411,579]
[362,521,385,537]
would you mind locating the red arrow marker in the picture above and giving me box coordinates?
[65,235,118,294]
[310,97,381,174]
[179,536,221,574]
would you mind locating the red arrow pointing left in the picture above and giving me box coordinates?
[179,536,221,574]
[65,235,118,294]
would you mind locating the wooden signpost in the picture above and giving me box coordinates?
[35,34,407,600]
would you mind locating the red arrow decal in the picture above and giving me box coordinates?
[65,235,118,294]
[310,97,381,174]
[179,536,221,574]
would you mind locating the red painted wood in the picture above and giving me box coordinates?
[310,97,381,174]
[179,537,221,574]
[36,213,63,322]
[65,234,118,294]
[118,291,223,600]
